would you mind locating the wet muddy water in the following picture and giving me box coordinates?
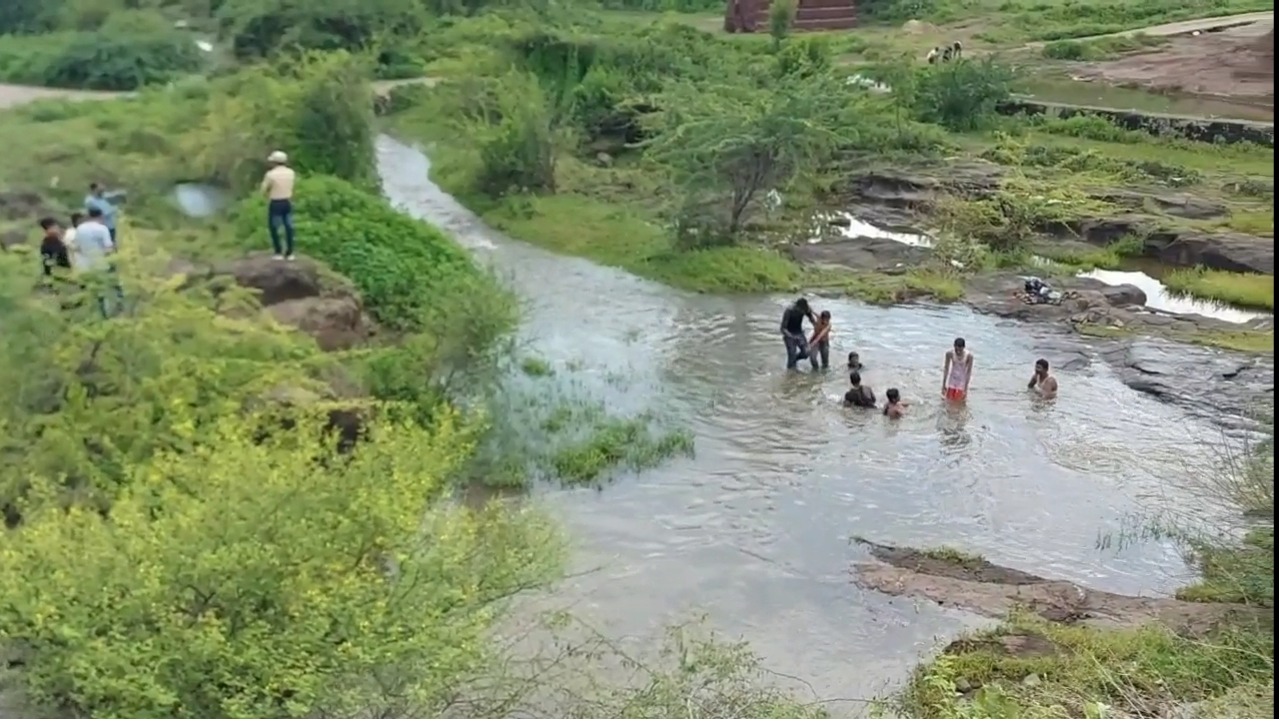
[375,136,1238,708]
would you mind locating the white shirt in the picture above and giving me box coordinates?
[70,221,114,272]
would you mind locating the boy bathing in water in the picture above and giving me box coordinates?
[847,351,862,371]
[808,310,832,370]
[941,337,973,401]
[1028,358,1058,399]
[882,388,908,419]
[843,371,876,408]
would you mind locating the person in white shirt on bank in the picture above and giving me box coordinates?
[260,150,297,260]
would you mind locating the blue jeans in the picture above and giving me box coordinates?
[783,333,810,369]
[268,199,295,256]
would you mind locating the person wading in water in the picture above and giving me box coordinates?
[941,337,974,402]
[779,298,817,370]
[1028,358,1058,399]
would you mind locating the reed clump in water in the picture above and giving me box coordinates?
[1163,267,1275,312]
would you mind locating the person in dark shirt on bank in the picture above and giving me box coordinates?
[38,217,71,277]
[779,297,817,370]
[843,371,876,408]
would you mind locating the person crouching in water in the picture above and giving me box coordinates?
[843,371,876,408]
[1028,358,1058,399]
[808,310,833,370]
[882,388,908,419]
[847,351,863,371]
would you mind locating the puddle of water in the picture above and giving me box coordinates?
[172,182,230,218]
[1019,77,1274,122]
[825,211,931,247]
[1079,267,1270,323]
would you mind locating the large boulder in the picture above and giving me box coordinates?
[1143,231,1274,275]
[267,296,371,352]
[214,254,329,306]
[208,253,376,351]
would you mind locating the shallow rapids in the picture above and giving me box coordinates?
[376,135,1231,708]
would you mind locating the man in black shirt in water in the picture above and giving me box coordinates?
[779,297,817,370]
[38,217,70,277]
[843,371,876,408]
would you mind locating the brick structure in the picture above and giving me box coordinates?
[724,0,858,33]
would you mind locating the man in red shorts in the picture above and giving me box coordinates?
[941,337,974,402]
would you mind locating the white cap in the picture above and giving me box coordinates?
[267,150,288,164]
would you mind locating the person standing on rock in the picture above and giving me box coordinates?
[261,150,297,261]
[941,337,973,402]
[780,297,817,370]
[1028,358,1058,400]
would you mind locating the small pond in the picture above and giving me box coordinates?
[173,182,231,219]
[1079,267,1270,324]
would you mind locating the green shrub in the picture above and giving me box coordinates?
[0,30,204,91]
[187,52,377,193]
[908,57,1017,132]
[233,175,512,332]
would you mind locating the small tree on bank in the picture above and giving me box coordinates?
[645,74,852,243]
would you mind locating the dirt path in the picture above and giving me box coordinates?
[0,78,437,112]
[1026,10,1274,47]
[852,538,1270,636]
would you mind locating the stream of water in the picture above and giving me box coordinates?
[372,136,1240,708]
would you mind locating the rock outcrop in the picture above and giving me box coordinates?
[173,253,376,351]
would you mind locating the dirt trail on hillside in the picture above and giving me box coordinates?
[1071,21,1275,108]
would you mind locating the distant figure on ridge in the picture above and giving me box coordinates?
[261,150,297,261]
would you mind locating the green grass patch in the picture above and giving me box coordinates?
[1077,323,1276,353]
[1178,528,1274,606]
[916,546,987,566]
[1035,235,1146,270]
[1222,209,1275,237]
[1163,267,1274,311]
[550,417,695,487]
[1041,32,1169,60]
[902,613,1274,719]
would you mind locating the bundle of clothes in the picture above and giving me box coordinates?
[1021,276,1063,305]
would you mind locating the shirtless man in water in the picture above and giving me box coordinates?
[941,337,973,402]
[1027,358,1058,399]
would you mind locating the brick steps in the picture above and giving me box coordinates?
[725,0,859,33]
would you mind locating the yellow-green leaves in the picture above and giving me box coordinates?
[0,410,564,719]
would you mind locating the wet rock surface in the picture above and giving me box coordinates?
[790,234,930,271]
[852,538,1271,636]
[962,272,1274,424]
[837,166,1274,276]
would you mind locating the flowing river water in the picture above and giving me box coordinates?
[374,136,1237,708]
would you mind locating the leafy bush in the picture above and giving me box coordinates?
[907,57,1017,132]
[217,0,427,60]
[186,52,377,192]
[0,29,205,90]
[234,174,516,334]
[0,250,328,514]
[0,406,563,719]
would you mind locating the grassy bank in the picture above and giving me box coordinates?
[899,420,1275,719]
[381,6,1272,337]
[1164,268,1276,312]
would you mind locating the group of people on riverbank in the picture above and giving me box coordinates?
[779,297,1058,417]
[37,183,125,316]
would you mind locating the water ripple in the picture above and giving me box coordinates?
[377,135,1232,710]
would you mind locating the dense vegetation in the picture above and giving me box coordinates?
[0,0,1272,717]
